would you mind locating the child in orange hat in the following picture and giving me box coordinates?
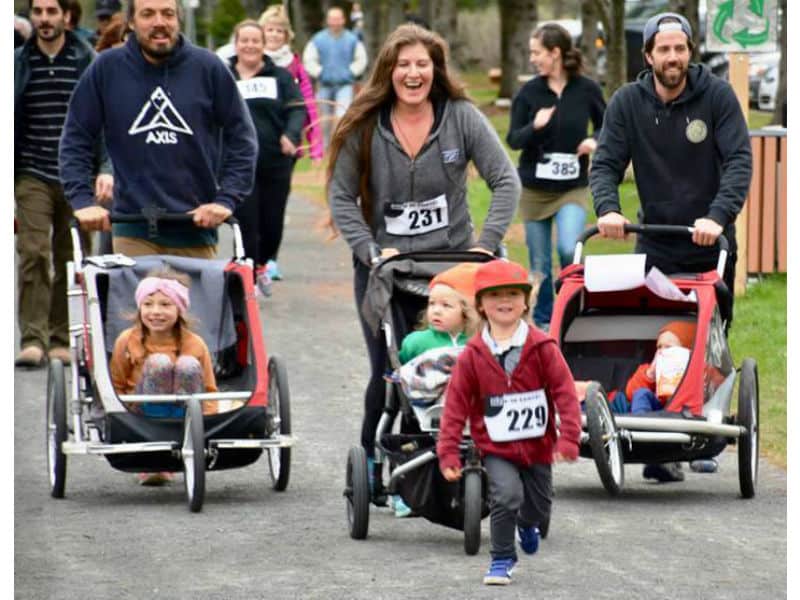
[624,320,697,482]
[391,262,482,517]
[625,320,697,413]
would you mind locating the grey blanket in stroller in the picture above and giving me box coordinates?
[102,255,237,353]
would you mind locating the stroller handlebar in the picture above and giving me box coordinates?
[69,211,245,270]
[574,224,729,279]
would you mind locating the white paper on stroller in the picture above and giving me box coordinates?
[655,346,691,398]
[85,254,137,268]
[584,254,646,292]
[644,266,697,303]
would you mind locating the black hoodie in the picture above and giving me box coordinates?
[590,64,752,263]
[507,74,606,192]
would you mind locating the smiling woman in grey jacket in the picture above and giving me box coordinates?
[327,23,520,488]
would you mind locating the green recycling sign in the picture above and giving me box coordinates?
[706,0,778,52]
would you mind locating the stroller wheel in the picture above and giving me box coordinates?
[586,383,625,496]
[46,359,68,499]
[182,398,206,513]
[267,356,292,491]
[737,358,759,499]
[463,469,482,555]
[345,446,370,539]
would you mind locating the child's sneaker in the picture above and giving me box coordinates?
[483,557,516,585]
[266,259,283,281]
[255,267,272,297]
[392,495,413,518]
[690,458,719,473]
[137,472,173,486]
[517,525,540,555]
[643,462,685,482]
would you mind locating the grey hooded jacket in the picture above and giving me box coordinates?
[329,99,520,266]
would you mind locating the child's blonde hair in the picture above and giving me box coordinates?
[417,284,482,337]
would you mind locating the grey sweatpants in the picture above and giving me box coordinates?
[484,455,552,560]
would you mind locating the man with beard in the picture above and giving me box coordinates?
[59,0,257,257]
[14,0,113,367]
[589,13,751,298]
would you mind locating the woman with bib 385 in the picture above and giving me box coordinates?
[327,23,520,489]
[507,23,605,331]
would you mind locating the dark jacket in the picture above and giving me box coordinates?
[590,64,752,263]
[436,327,581,471]
[59,34,257,223]
[507,74,606,191]
[14,30,111,176]
[229,56,306,174]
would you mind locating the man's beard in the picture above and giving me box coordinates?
[654,62,688,89]
[36,21,65,42]
[138,31,178,62]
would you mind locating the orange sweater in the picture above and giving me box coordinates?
[625,363,659,404]
[110,326,217,396]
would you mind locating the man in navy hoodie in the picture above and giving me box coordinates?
[589,12,751,298]
[60,0,258,257]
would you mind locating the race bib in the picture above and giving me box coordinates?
[484,389,548,442]
[535,152,579,181]
[237,77,278,101]
[385,194,449,236]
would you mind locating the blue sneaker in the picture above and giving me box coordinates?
[392,495,412,518]
[255,267,272,297]
[266,260,283,281]
[517,525,540,555]
[483,557,516,585]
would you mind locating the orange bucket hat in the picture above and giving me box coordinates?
[430,262,480,301]
[658,320,697,348]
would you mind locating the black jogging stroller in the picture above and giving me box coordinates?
[343,250,503,555]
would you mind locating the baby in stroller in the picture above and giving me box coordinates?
[110,266,218,485]
[391,262,481,516]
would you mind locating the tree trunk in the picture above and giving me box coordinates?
[498,0,537,100]
[668,0,700,62]
[772,0,786,126]
[288,0,324,53]
[579,0,600,81]
[593,0,626,97]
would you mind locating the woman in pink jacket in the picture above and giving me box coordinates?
[257,4,324,281]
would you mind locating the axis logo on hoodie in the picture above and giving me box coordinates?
[128,86,194,144]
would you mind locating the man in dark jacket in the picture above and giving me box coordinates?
[14,0,113,368]
[60,0,258,257]
[589,12,752,297]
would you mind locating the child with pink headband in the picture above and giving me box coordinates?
[109,267,218,485]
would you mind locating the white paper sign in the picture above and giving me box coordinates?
[584,254,646,292]
[645,266,698,303]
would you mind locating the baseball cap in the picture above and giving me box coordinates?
[642,12,692,48]
[95,0,122,18]
[474,260,532,297]
[430,262,480,301]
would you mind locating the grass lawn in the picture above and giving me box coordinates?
[294,70,787,467]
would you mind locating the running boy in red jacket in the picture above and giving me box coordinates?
[436,259,581,586]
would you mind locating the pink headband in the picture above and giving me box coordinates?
[134,277,190,315]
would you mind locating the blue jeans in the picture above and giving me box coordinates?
[524,202,586,326]
[317,83,354,147]
[631,388,662,414]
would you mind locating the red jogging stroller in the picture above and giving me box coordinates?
[46,214,294,512]
[551,224,758,498]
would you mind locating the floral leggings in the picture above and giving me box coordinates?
[134,354,203,418]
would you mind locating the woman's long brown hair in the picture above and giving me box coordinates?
[325,23,470,233]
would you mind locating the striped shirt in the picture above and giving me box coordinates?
[17,40,82,183]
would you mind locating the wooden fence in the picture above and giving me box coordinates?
[736,128,787,290]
